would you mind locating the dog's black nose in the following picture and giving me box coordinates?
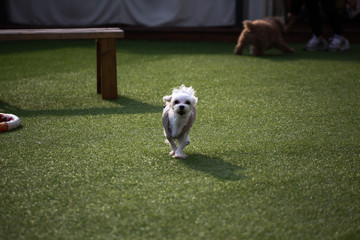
[180,105,184,110]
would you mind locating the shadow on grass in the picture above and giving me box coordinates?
[0,96,160,117]
[2,40,358,63]
[120,40,360,62]
[235,44,360,62]
[180,154,247,181]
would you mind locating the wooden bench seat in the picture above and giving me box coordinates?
[0,28,124,99]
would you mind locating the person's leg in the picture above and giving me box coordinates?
[303,0,328,51]
[305,0,323,36]
[321,0,350,51]
[320,0,343,35]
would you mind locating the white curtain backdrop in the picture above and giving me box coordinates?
[7,0,236,27]
[247,0,285,21]
[119,0,235,27]
[7,0,121,27]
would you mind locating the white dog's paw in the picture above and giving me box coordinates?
[169,151,175,156]
[174,154,187,159]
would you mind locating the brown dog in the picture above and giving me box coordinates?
[234,17,294,56]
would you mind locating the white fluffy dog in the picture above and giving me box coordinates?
[162,85,198,159]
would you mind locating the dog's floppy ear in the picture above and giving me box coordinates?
[163,95,172,102]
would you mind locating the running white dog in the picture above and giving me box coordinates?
[162,85,198,159]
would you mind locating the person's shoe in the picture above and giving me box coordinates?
[304,35,328,51]
[328,35,350,51]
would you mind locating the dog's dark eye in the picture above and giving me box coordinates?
[185,101,191,105]
[174,100,179,105]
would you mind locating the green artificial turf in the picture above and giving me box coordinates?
[1,39,360,239]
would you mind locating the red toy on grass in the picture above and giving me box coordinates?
[0,113,21,132]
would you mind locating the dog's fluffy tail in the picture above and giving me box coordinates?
[243,17,285,32]
[271,17,285,32]
[243,20,254,30]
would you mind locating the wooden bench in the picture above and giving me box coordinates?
[0,28,124,99]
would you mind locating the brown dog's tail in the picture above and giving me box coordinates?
[242,20,254,30]
[271,17,285,32]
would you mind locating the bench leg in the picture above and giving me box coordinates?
[96,38,118,99]
[96,39,102,94]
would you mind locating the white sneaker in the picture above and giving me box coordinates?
[304,35,328,51]
[328,35,350,51]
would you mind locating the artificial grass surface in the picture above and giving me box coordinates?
[1,39,359,239]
